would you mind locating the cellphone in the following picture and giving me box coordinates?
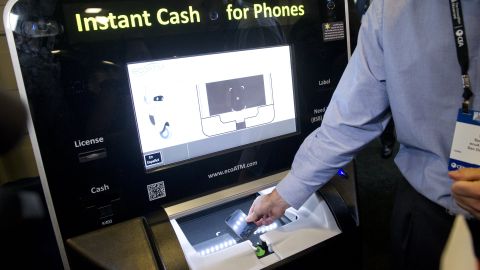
[225,209,258,240]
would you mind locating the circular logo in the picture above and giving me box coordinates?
[450,162,465,170]
[456,29,464,37]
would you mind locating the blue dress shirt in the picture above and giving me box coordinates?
[276,0,480,215]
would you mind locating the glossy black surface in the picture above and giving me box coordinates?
[8,0,349,238]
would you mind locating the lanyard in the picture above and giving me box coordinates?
[448,0,473,112]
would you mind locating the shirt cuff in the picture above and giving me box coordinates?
[275,171,319,210]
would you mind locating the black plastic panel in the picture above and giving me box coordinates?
[7,0,349,239]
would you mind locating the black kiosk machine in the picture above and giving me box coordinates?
[4,0,361,269]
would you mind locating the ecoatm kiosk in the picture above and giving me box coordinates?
[4,0,361,269]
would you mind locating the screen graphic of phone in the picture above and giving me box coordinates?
[225,209,258,240]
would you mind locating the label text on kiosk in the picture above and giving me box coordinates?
[74,137,104,148]
[226,3,304,20]
[72,3,305,32]
[75,6,201,32]
[91,184,110,194]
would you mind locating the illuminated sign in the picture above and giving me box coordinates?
[62,1,314,42]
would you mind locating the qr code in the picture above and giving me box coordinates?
[147,181,166,201]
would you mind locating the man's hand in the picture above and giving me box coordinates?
[245,189,290,226]
[449,168,480,219]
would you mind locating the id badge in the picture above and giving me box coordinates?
[448,109,480,171]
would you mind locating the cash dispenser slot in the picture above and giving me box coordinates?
[66,164,358,270]
[169,190,341,270]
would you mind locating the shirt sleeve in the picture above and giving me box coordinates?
[276,0,391,209]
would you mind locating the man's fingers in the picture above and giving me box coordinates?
[453,194,480,219]
[245,211,258,223]
[449,168,480,182]
[452,181,480,199]
[246,197,261,222]
[263,217,275,225]
[248,203,255,215]
[451,180,480,219]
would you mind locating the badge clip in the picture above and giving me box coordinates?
[462,100,469,114]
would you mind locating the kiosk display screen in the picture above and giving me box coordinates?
[127,45,297,170]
